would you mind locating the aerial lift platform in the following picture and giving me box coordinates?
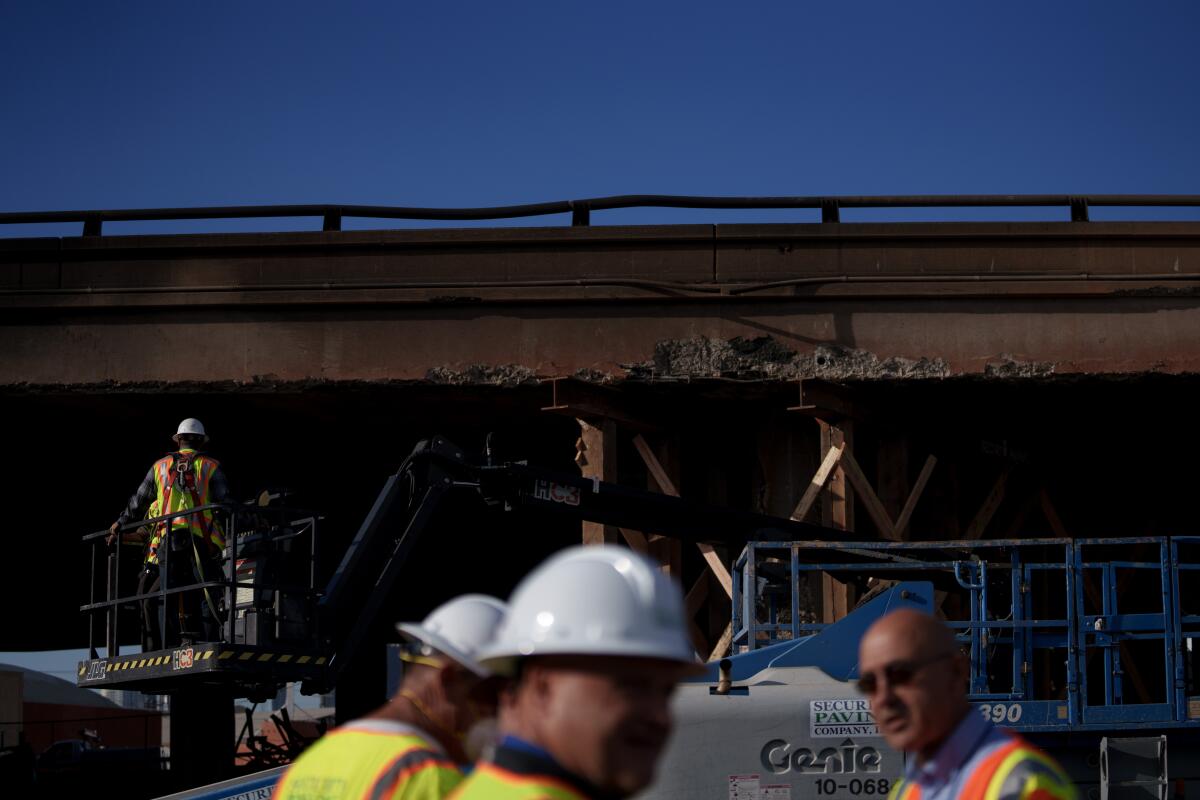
[77,436,849,696]
[78,436,864,791]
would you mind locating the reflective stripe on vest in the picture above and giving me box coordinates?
[887,777,921,800]
[147,450,224,560]
[144,498,163,565]
[274,728,462,800]
[448,763,588,800]
[978,740,1076,800]
[890,735,1074,800]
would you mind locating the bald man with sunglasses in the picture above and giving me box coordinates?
[857,609,1075,800]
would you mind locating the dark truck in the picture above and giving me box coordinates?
[37,737,167,797]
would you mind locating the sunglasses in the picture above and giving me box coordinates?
[855,651,955,696]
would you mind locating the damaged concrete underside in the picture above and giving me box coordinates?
[4,219,1200,657]
[5,220,1200,382]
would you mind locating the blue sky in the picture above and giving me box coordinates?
[2,1,1199,239]
[3,1,1198,673]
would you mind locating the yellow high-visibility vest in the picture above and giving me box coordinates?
[274,722,463,800]
[448,763,588,800]
[145,448,223,564]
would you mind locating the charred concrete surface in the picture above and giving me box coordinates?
[6,297,1200,385]
[5,220,1200,386]
[625,338,951,381]
[984,355,1057,379]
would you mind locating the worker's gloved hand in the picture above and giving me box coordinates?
[106,521,120,546]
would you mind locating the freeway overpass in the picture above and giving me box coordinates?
[4,194,1200,663]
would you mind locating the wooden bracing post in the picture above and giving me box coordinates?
[643,438,683,580]
[793,443,936,542]
[551,385,725,657]
[839,449,898,541]
[684,572,711,655]
[894,456,937,540]
[631,433,733,659]
[819,421,855,623]
[618,527,649,554]
[789,421,938,622]
[632,434,734,598]
[964,469,1010,541]
[792,444,844,522]
[576,418,619,545]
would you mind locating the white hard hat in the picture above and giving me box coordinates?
[478,546,697,677]
[173,418,209,443]
[396,594,508,677]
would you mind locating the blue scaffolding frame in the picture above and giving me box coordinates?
[732,537,1200,732]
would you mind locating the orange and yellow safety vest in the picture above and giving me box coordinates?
[887,734,1076,800]
[145,448,224,564]
[274,721,463,800]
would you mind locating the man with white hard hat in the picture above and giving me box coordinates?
[109,418,232,648]
[450,546,700,800]
[274,594,508,800]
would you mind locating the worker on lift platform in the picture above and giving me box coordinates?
[108,417,232,648]
[274,594,508,800]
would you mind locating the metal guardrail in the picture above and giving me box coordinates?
[4,194,1200,236]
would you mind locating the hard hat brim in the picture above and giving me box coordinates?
[395,623,493,678]
[476,640,705,679]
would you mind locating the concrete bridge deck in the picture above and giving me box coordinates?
[5,217,1200,386]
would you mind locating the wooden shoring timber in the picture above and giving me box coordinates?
[792,444,844,522]
[819,422,854,533]
[648,533,682,577]
[682,573,713,654]
[685,571,710,618]
[893,456,937,540]
[964,468,1010,541]
[632,433,734,599]
[641,436,684,579]
[708,622,733,662]
[876,435,910,530]
[822,573,853,621]
[577,418,619,545]
[618,527,650,554]
[791,443,935,541]
[819,421,855,623]
[839,448,898,541]
[633,433,678,496]
[1001,489,1041,539]
[1040,489,1070,539]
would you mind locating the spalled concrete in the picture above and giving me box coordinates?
[6,220,1200,387]
[625,338,951,382]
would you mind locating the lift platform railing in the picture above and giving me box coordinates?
[735,537,1200,731]
[81,503,321,660]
